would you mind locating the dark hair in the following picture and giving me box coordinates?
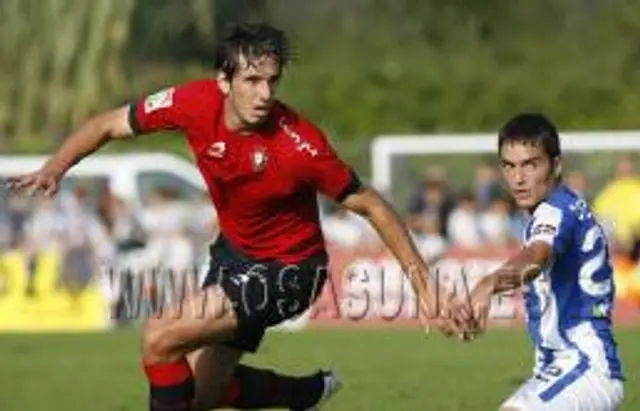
[214,22,290,79]
[498,113,561,160]
[458,189,476,203]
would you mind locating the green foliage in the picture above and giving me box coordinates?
[2,0,640,172]
[0,0,135,153]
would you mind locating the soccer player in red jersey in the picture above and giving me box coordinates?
[9,23,471,410]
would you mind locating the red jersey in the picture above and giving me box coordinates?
[129,79,361,264]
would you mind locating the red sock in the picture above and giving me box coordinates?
[143,358,195,411]
[219,364,323,409]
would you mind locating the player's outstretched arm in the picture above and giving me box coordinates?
[8,106,133,196]
[465,241,552,334]
[341,185,473,337]
[486,241,551,293]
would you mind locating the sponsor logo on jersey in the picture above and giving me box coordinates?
[144,87,175,113]
[532,223,557,236]
[206,141,226,158]
[592,302,610,318]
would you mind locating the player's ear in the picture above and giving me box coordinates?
[553,156,562,180]
[216,71,231,96]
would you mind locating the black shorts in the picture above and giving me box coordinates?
[201,236,328,353]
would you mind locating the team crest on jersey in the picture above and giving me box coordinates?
[251,146,268,172]
[144,87,175,113]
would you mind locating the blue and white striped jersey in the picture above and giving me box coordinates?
[523,185,623,380]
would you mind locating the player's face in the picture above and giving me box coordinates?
[500,142,559,210]
[219,54,281,128]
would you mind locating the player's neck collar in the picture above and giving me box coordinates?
[222,105,278,136]
[527,183,564,213]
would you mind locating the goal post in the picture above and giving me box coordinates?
[370,131,640,194]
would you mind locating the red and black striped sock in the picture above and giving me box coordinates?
[143,358,194,411]
[219,364,324,409]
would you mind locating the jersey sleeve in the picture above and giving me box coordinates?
[296,124,362,202]
[127,82,203,135]
[526,202,574,255]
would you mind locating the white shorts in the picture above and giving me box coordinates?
[501,355,624,411]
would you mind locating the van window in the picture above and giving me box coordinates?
[137,171,204,206]
[60,176,110,195]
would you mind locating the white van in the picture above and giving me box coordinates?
[0,152,207,208]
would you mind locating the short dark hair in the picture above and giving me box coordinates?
[498,113,561,160]
[458,189,476,203]
[214,22,290,79]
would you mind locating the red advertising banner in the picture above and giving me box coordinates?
[305,245,640,329]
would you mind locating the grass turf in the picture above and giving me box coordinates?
[0,327,636,410]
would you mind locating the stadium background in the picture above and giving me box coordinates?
[1,1,639,409]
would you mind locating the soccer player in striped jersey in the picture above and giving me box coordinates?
[468,113,624,410]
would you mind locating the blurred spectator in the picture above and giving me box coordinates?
[479,188,513,246]
[97,186,118,238]
[23,196,65,296]
[57,187,108,298]
[566,170,590,199]
[98,187,146,257]
[189,191,219,264]
[8,196,30,249]
[446,191,482,248]
[411,213,447,262]
[509,208,529,244]
[25,197,65,252]
[0,196,11,250]
[140,187,194,273]
[408,166,455,238]
[593,155,640,255]
[98,192,148,327]
[475,160,500,210]
[615,155,636,178]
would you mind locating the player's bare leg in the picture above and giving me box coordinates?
[188,344,244,410]
[141,284,237,411]
[141,280,339,411]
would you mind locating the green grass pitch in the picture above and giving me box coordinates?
[0,327,636,410]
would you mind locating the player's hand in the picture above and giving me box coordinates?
[423,287,474,340]
[465,276,496,337]
[6,168,61,197]
[443,291,477,341]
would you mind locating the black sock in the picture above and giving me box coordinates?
[220,364,324,409]
[143,358,194,411]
